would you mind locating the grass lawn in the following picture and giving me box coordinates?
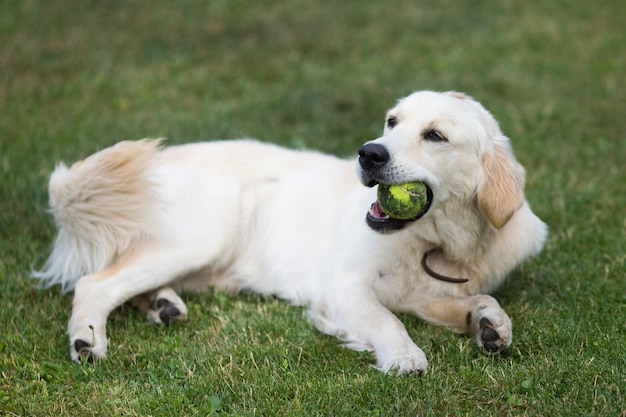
[1,0,624,415]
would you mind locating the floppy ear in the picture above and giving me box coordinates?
[477,140,525,229]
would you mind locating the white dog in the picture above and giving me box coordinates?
[34,90,547,375]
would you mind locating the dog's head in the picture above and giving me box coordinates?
[358,90,525,234]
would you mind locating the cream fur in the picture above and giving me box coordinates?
[34,91,547,374]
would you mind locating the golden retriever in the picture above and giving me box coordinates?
[34,90,547,375]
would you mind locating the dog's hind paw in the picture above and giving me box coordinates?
[150,298,182,325]
[73,339,95,363]
[147,288,188,325]
[70,335,106,364]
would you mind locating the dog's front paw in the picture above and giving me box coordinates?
[378,344,429,376]
[470,302,512,354]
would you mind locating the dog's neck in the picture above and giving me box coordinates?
[414,202,493,263]
[421,249,469,283]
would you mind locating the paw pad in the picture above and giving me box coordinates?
[74,339,95,363]
[150,298,181,325]
[479,317,504,353]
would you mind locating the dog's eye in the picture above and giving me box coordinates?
[423,129,447,143]
[386,116,398,129]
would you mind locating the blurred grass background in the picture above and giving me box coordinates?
[1,0,624,415]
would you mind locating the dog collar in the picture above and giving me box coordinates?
[421,249,469,284]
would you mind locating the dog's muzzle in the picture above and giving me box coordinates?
[358,143,390,187]
[358,142,433,234]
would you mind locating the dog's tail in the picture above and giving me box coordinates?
[32,139,163,292]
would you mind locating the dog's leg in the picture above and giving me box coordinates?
[313,290,429,376]
[368,311,430,376]
[69,249,203,363]
[408,294,513,354]
[70,266,122,363]
[130,287,188,325]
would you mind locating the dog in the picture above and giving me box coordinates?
[34,90,547,375]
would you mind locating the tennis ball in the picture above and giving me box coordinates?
[377,181,430,220]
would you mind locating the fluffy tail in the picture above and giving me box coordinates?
[32,139,163,292]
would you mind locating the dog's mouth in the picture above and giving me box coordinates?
[365,184,433,233]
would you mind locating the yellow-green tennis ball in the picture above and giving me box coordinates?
[377,181,429,220]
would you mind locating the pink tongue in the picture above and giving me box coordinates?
[369,202,390,219]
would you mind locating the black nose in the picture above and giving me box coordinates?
[358,143,390,170]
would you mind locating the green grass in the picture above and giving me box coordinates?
[1,0,624,415]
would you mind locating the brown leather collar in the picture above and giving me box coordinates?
[421,249,469,284]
